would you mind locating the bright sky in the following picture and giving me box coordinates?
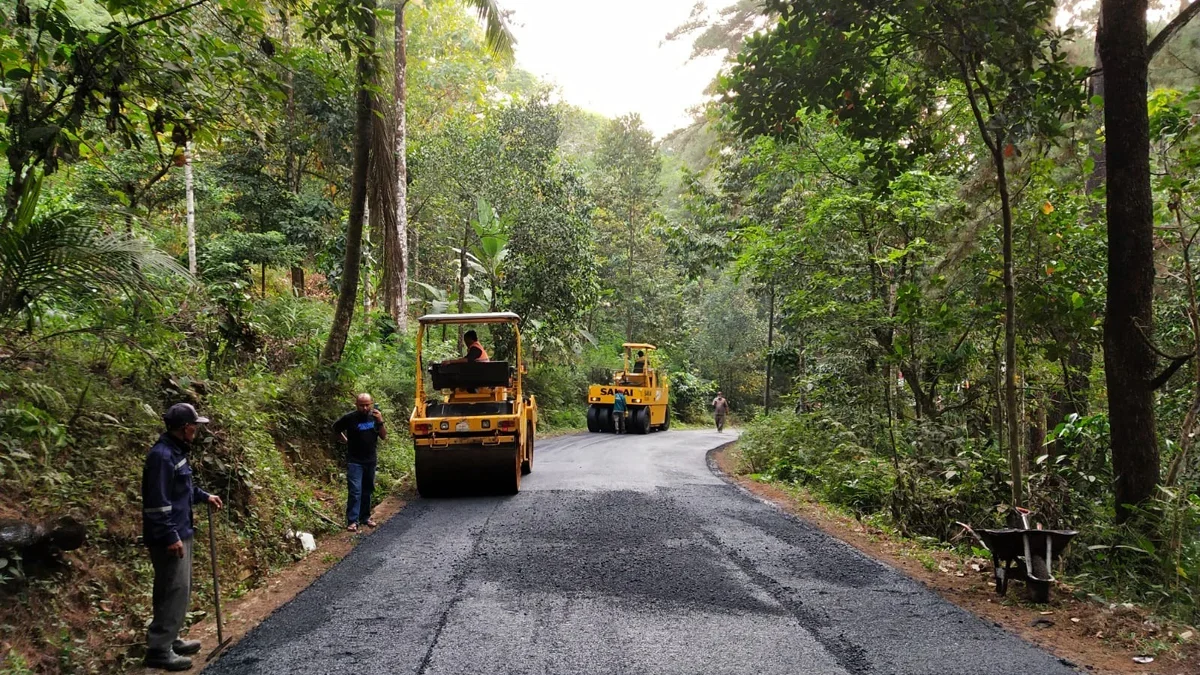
[501,0,727,138]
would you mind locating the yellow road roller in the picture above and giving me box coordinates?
[586,342,670,434]
[409,312,537,497]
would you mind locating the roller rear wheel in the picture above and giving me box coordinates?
[599,407,614,433]
[635,408,650,434]
[497,446,522,495]
[586,405,599,432]
[415,448,447,498]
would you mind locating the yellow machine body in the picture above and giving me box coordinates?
[409,312,537,496]
[586,343,670,434]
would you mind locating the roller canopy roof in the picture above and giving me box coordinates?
[622,343,657,350]
[417,312,521,325]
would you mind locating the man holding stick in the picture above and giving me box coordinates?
[142,403,223,671]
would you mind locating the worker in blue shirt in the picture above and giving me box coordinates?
[142,403,223,671]
[612,391,627,434]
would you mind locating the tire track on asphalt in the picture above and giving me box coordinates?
[416,499,501,675]
[697,527,873,674]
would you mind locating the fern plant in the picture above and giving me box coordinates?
[0,174,189,327]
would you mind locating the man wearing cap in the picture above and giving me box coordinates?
[142,403,223,671]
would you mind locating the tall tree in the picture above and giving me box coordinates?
[725,0,1081,508]
[1100,0,1159,521]
[320,0,377,366]
[594,114,662,341]
[185,144,197,275]
[390,0,514,328]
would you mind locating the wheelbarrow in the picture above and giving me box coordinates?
[978,509,1077,603]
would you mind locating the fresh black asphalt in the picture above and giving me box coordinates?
[202,429,1076,674]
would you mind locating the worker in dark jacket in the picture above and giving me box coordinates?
[142,403,223,671]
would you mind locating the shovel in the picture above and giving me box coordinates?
[205,501,232,662]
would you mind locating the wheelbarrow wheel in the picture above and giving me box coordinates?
[1029,579,1050,604]
[1028,554,1051,604]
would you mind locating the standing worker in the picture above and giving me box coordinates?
[712,392,729,432]
[142,403,224,671]
[612,391,627,434]
[333,393,387,532]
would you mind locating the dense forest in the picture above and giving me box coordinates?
[3,0,1200,670]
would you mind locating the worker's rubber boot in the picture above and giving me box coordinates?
[144,650,193,671]
[173,639,202,655]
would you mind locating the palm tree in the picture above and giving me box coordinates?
[389,0,514,327]
[321,0,378,366]
[324,0,512,366]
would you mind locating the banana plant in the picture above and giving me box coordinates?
[414,281,452,315]
[453,198,509,312]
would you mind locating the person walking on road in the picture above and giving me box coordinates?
[142,403,224,671]
[612,391,627,434]
[334,394,387,532]
[712,392,729,432]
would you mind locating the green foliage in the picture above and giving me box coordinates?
[0,177,189,324]
[667,369,718,423]
[741,412,893,516]
[0,0,271,217]
[204,231,304,274]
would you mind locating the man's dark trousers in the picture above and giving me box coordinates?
[346,462,377,525]
[147,537,193,654]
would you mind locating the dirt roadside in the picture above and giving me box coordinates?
[132,492,410,674]
[711,444,1200,675]
[141,432,565,673]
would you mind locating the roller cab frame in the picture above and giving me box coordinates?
[409,312,537,497]
[586,342,670,434]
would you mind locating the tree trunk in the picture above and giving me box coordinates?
[412,221,419,286]
[2,162,27,229]
[320,2,376,366]
[764,281,775,412]
[1053,344,1092,429]
[283,10,305,298]
[1100,0,1160,522]
[458,216,468,345]
[392,0,410,330]
[1167,204,1200,487]
[994,143,1023,509]
[1028,403,1047,468]
[185,145,196,276]
[1086,10,1107,201]
[368,89,399,322]
[364,195,373,323]
[626,204,635,342]
[291,266,305,296]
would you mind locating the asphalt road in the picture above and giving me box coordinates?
[203,429,1074,675]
